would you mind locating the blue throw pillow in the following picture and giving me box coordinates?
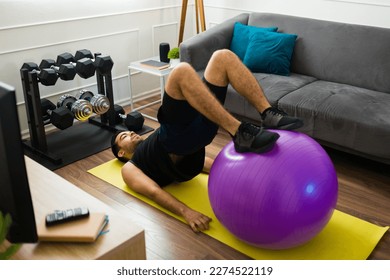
[230,22,278,61]
[243,30,298,76]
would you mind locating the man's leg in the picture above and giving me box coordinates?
[204,49,303,130]
[165,61,240,136]
[164,61,279,153]
[204,49,270,113]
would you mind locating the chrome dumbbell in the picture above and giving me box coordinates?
[57,94,93,121]
[76,90,110,115]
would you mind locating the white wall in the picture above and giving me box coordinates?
[203,0,390,28]
[1,0,389,134]
[0,0,196,133]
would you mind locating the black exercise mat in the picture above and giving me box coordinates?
[23,122,154,171]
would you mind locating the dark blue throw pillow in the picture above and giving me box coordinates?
[243,30,298,76]
[230,22,278,61]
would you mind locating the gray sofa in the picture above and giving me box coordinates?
[180,12,390,164]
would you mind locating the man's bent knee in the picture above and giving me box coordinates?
[205,49,238,86]
[207,49,239,73]
[165,62,199,99]
[210,49,236,62]
[170,62,196,79]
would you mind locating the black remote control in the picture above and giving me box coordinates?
[45,207,90,226]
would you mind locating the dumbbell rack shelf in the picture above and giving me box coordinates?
[20,54,125,170]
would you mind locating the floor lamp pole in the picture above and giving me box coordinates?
[178,0,206,45]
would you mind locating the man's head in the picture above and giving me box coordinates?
[111,130,143,162]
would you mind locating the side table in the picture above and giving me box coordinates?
[128,56,176,121]
[9,157,146,260]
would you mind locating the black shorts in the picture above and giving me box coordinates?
[157,77,228,155]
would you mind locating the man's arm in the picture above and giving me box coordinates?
[202,156,214,173]
[121,162,212,232]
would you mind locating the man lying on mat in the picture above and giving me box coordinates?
[111,49,303,233]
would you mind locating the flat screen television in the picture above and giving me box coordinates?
[0,82,38,243]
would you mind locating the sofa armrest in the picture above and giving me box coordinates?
[180,13,249,71]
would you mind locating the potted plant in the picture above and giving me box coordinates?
[168,47,180,65]
[0,212,21,260]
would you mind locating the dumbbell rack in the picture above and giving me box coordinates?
[87,67,154,134]
[20,53,138,170]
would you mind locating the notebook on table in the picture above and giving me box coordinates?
[140,59,170,70]
[37,213,109,243]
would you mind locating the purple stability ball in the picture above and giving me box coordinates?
[208,130,338,250]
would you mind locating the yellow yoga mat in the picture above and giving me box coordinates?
[88,159,389,260]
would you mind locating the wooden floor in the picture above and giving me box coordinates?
[54,98,390,260]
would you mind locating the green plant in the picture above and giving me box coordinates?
[0,212,21,260]
[167,47,180,59]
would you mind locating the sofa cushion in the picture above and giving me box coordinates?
[279,80,390,160]
[247,13,390,93]
[224,73,317,122]
[243,30,297,76]
[230,22,278,61]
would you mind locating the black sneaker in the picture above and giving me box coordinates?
[233,122,279,153]
[261,107,303,130]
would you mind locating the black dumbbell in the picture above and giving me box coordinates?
[57,94,93,121]
[114,104,144,131]
[39,59,76,81]
[74,49,114,75]
[56,52,96,79]
[40,98,74,130]
[21,62,58,86]
[75,90,110,115]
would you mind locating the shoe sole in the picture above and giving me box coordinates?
[234,134,280,154]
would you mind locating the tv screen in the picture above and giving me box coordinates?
[0,82,38,243]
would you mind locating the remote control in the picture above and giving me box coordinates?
[45,207,90,226]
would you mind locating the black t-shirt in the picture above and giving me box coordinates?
[130,128,205,187]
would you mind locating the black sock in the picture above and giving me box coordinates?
[260,107,272,119]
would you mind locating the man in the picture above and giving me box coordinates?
[111,49,303,232]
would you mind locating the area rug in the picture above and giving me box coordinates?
[88,159,389,260]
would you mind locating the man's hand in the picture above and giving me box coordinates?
[182,208,212,233]
[122,162,212,233]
